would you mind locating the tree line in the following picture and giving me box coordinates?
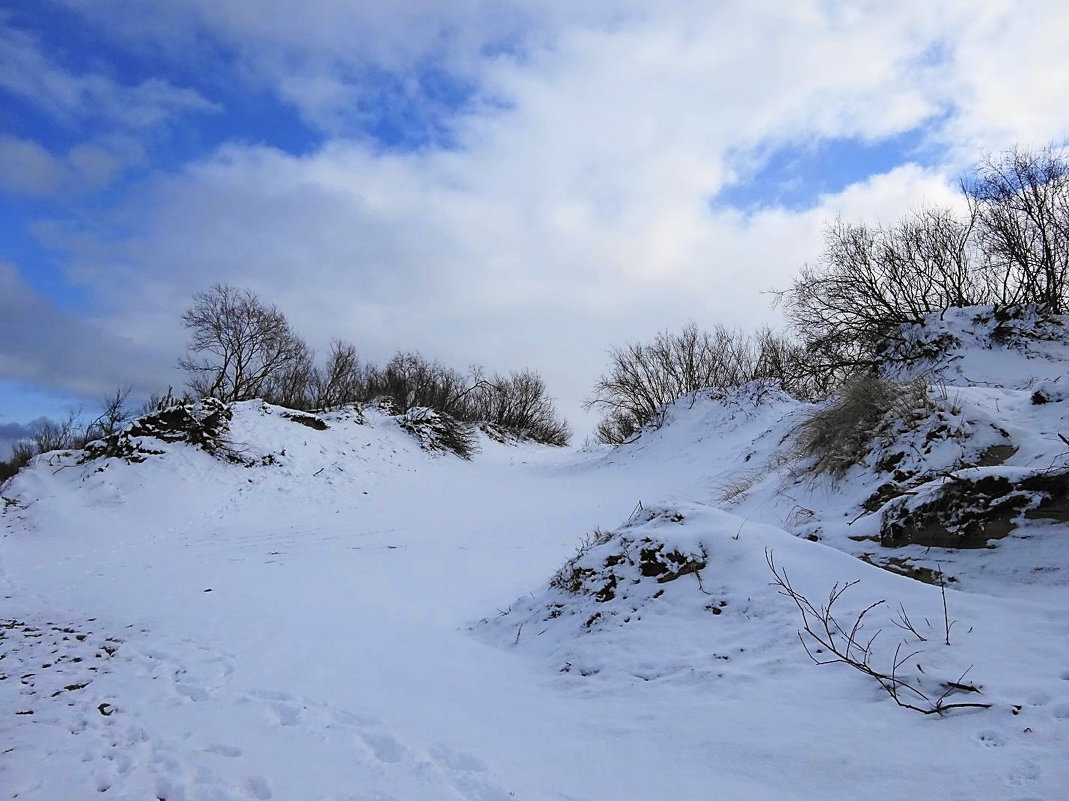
[3,144,1067,472]
[588,144,1069,442]
[177,283,571,446]
[2,286,572,481]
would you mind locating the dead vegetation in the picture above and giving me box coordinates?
[793,375,935,478]
[766,550,990,716]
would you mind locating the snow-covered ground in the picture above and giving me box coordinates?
[3,311,1069,800]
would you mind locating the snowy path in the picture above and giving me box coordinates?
[3,412,1069,800]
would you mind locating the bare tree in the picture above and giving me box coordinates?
[965,145,1069,312]
[586,323,793,443]
[780,146,1069,389]
[85,386,133,441]
[178,284,309,403]
[469,369,570,446]
[312,340,365,409]
[779,207,984,387]
[264,338,316,410]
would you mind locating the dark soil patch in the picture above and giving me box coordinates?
[880,470,1069,548]
[279,411,328,430]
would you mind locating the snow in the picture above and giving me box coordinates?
[3,315,1069,800]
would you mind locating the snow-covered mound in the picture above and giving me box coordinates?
[479,502,1057,712]
[3,307,1069,800]
[478,500,1069,797]
[881,304,1069,390]
[1,398,496,515]
[588,310,1069,595]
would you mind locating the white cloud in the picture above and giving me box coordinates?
[0,136,65,196]
[11,0,1069,431]
[0,135,141,197]
[0,19,216,128]
[0,262,177,399]
[936,1,1069,154]
[0,16,214,195]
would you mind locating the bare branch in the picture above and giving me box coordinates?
[766,549,991,715]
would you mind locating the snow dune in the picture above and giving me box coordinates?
[2,379,1068,799]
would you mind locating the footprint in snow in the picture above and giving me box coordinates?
[1051,701,1069,719]
[331,708,381,728]
[264,700,303,726]
[1006,759,1042,786]
[359,731,408,763]
[247,688,292,702]
[176,681,210,702]
[427,742,517,800]
[243,689,304,725]
[976,729,1006,747]
[246,775,274,799]
[204,743,243,757]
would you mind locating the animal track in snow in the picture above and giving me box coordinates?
[204,743,244,757]
[1006,759,1042,787]
[234,687,516,800]
[359,731,408,763]
[976,729,1006,747]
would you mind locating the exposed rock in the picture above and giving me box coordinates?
[279,411,328,430]
[397,407,477,459]
[880,470,1069,549]
[80,398,240,464]
[548,509,705,606]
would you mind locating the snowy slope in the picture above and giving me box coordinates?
[3,317,1069,801]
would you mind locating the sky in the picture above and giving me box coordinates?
[2,0,1069,453]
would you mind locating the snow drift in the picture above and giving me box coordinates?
[3,307,1069,800]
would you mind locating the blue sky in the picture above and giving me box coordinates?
[714,129,940,213]
[3,0,1069,454]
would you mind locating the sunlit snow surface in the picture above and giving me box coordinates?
[3,313,1069,800]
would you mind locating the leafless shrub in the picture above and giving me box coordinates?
[397,407,477,460]
[29,411,83,453]
[0,388,137,481]
[363,355,570,446]
[179,284,310,403]
[363,352,470,415]
[766,550,990,716]
[312,340,365,409]
[83,386,134,442]
[586,323,804,444]
[965,145,1069,313]
[779,207,983,388]
[467,368,570,446]
[752,327,821,399]
[0,442,34,483]
[794,375,932,477]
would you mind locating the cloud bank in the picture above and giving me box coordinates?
[4,0,1069,431]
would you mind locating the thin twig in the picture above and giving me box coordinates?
[766,549,990,716]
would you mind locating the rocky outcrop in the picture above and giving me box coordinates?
[880,470,1069,549]
[80,398,239,464]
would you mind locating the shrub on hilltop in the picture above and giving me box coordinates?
[174,286,570,447]
[781,145,1069,388]
[585,324,808,444]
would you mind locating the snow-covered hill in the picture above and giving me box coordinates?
[3,309,1069,800]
